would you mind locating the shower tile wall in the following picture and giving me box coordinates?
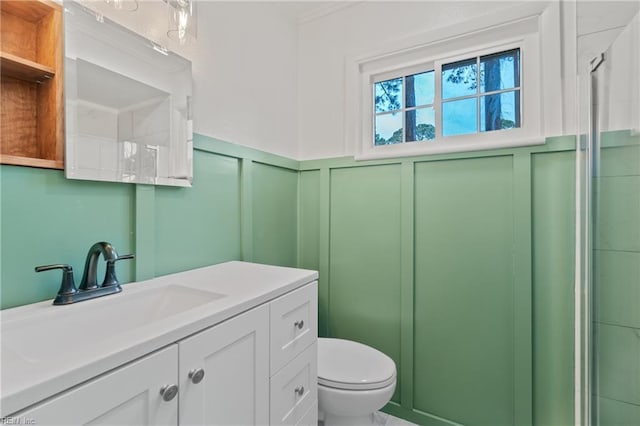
[594,130,640,423]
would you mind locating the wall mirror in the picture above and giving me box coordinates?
[64,0,193,187]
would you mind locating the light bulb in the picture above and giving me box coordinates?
[178,8,189,42]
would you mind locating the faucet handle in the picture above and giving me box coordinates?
[102,254,134,287]
[35,264,77,305]
[35,263,72,273]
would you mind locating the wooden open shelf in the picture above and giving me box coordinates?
[1,0,64,169]
[1,52,55,82]
[0,154,63,169]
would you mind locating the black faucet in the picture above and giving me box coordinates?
[79,242,119,290]
[36,242,134,305]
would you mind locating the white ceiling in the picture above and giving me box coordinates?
[576,0,640,67]
[577,0,640,35]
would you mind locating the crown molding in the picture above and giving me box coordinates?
[297,1,362,25]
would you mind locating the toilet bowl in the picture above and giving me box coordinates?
[318,338,396,426]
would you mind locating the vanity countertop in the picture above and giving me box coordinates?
[0,261,318,416]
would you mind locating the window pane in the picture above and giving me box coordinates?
[406,107,435,142]
[480,90,520,132]
[480,48,520,93]
[406,71,434,108]
[442,98,477,136]
[375,112,403,145]
[442,58,477,99]
[375,78,403,113]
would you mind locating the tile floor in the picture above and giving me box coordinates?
[373,411,418,426]
[318,411,418,426]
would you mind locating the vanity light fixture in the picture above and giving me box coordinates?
[165,0,197,45]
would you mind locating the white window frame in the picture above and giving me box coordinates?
[433,44,523,139]
[348,9,548,160]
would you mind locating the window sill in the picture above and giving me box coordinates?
[355,136,545,161]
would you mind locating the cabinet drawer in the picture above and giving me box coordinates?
[270,281,317,374]
[270,342,317,426]
[296,400,318,426]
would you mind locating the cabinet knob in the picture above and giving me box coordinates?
[159,384,178,402]
[294,320,304,330]
[294,386,304,396]
[188,368,205,384]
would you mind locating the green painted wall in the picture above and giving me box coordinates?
[298,137,577,426]
[329,165,402,403]
[0,133,582,426]
[0,166,135,309]
[252,163,298,267]
[593,130,640,424]
[414,156,515,425]
[531,151,576,426]
[0,134,298,309]
[154,151,242,276]
[298,170,322,330]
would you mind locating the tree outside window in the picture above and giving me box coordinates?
[373,48,520,146]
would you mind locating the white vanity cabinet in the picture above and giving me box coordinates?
[8,273,318,426]
[18,346,179,425]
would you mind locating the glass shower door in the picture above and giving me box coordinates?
[581,8,640,426]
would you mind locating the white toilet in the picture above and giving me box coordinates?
[318,338,397,426]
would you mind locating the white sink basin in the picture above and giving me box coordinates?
[1,285,225,363]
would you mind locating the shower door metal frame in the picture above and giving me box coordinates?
[578,52,605,426]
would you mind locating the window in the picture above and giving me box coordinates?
[349,10,549,160]
[373,48,521,146]
[443,49,520,135]
[374,71,435,144]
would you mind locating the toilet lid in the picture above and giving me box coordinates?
[318,338,396,390]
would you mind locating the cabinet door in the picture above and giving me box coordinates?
[17,346,178,425]
[179,304,269,425]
